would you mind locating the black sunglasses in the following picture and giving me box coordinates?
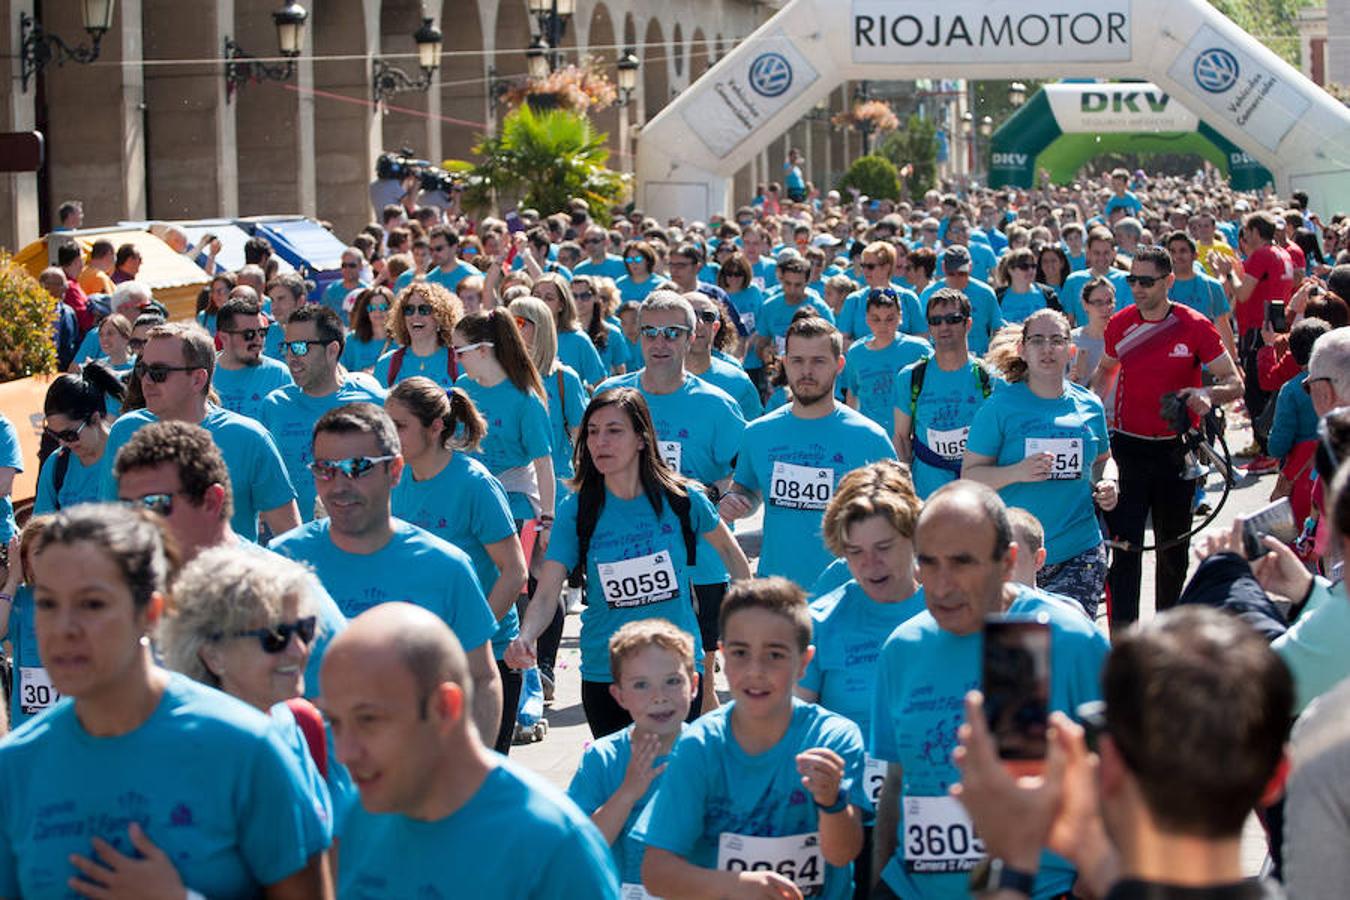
[1124,274,1161,287]
[222,328,263,341]
[43,418,89,444]
[927,312,969,326]
[217,616,318,654]
[403,303,435,317]
[695,309,719,323]
[134,362,199,383]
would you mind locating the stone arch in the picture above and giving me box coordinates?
[378,0,432,158]
[311,0,376,237]
[690,29,710,81]
[642,18,669,122]
[587,3,621,165]
[671,23,685,82]
[437,0,487,163]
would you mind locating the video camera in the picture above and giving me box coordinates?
[375,147,465,194]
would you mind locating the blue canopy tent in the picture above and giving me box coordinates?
[240,216,349,300]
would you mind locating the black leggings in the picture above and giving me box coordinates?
[581,675,706,739]
[494,660,522,755]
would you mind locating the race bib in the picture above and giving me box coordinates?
[740,311,757,333]
[20,667,61,715]
[926,426,970,460]
[775,335,787,355]
[658,440,683,473]
[1025,437,1083,481]
[598,551,680,609]
[718,832,825,893]
[752,276,767,291]
[864,755,888,808]
[768,461,835,511]
[621,884,655,900]
[903,795,986,874]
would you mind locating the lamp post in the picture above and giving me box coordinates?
[616,50,640,106]
[18,0,116,93]
[224,1,308,102]
[527,0,576,74]
[372,16,444,106]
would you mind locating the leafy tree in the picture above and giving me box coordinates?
[837,155,901,201]
[879,115,939,197]
[456,104,628,223]
[0,254,57,383]
[1207,0,1318,66]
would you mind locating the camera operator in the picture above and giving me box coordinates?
[1090,245,1243,630]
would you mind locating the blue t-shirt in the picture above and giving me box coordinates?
[634,700,867,900]
[750,258,779,291]
[574,254,629,282]
[0,674,331,899]
[869,589,1108,898]
[0,414,22,543]
[997,286,1053,325]
[391,453,521,659]
[937,243,997,284]
[755,296,837,351]
[595,371,746,585]
[455,377,553,521]
[568,724,684,886]
[339,335,393,373]
[72,329,103,366]
[543,364,587,483]
[337,756,618,899]
[733,404,896,588]
[393,260,477,294]
[966,381,1109,565]
[895,358,1000,499]
[838,286,926,340]
[592,321,631,374]
[919,279,1004,356]
[842,336,932,432]
[1104,192,1142,217]
[374,345,457,391]
[271,518,495,653]
[320,280,366,318]
[258,378,387,523]
[557,329,608,387]
[1169,273,1231,320]
[695,356,764,421]
[102,406,295,543]
[1060,268,1134,324]
[546,487,717,681]
[615,273,671,303]
[213,357,294,423]
[809,557,853,599]
[33,446,102,516]
[1268,371,1320,459]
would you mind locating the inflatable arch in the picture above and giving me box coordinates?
[635,0,1350,222]
[988,82,1275,191]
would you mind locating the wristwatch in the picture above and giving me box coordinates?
[814,786,848,814]
[969,857,1035,896]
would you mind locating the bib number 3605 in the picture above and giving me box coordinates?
[903,795,986,873]
[1025,437,1083,481]
[718,832,825,892]
[20,667,61,715]
[769,461,835,511]
[598,551,680,609]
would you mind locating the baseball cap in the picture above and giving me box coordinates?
[943,245,972,274]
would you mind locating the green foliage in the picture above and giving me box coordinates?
[1207,0,1317,66]
[837,155,901,202]
[461,103,629,223]
[879,115,939,197]
[0,254,57,383]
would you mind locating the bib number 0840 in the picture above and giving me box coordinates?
[768,461,835,511]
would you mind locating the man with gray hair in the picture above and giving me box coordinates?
[1305,327,1350,416]
[321,246,369,318]
[1113,216,1144,259]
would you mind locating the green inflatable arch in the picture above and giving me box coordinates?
[989,84,1274,191]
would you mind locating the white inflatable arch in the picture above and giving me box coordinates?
[635,0,1350,221]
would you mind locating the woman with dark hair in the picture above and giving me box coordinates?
[1294,227,1325,276]
[1037,243,1071,290]
[385,376,529,755]
[570,274,629,375]
[0,505,332,897]
[716,250,766,378]
[197,270,237,336]
[533,273,607,388]
[340,286,395,372]
[907,247,937,296]
[506,388,751,738]
[453,309,556,534]
[615,240,670,303]
[375,281,464,389]
[34,362,127,514]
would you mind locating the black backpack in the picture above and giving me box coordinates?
[572,487,699,583]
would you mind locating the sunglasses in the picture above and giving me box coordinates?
[341,261,361,269]
[284,340,331,357]
[309,454,398,481]
[624,256,646,265]
[119,492,175,516]
[367,302,391,312]
[1011,261,1037,270]
[639,324,692,341]
[43,418,89,444]
[583,238,604,245]
[217,616,318,654]
[453,341,494,354]
[514,315,532,329]
[695,309,719,323]
[573,290,595,302]
[134,362,199,383]
[927,313,969,326]
[461,247,479,256]
[1124,274,1161,287]
[222,328,263,341]
[404,303,435,317]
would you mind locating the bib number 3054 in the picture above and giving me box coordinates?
[769,461,835,511]
[718,832,825,893]
[903,795,986,873]
[598,551,680,609]
[20,667,61,715]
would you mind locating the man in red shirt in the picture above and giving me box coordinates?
[55,243,93,334]
[1091,246,1243,629]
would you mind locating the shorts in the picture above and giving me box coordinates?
[1037,542,1108,620]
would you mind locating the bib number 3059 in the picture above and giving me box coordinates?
[769,461,835,511]
[20,667,61,715]
[903,795,986,873]
[718,832,825,893]
[598,551,680,609]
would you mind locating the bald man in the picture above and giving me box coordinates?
[321,603,620,899]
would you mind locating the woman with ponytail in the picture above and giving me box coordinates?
[509,296,587,501]
[962,308,1118,618]
[34,362,128,514]
[452,309,556,547]
[533,273,607,389]
[385,376,529,755]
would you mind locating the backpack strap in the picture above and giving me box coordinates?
[447,345,459,382]
[555,369,569,433]
[973,360,993,399]
[907,358,930,439]
[1038,283,1063,313]
[285,697,329,779]
[51,448,71,509]
[667,488,699,568]
[387,347,406,384]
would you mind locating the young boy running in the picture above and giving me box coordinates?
[637,578,867,899]
[841,290,931,432]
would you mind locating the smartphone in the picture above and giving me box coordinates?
[1240,497,1298,559]
[1266,300,1288,333]
[982,614,1051,775]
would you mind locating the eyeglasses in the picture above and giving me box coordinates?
[1084,296,1116,307]
[134,362,199,383]
[694,309,719,323]
[403,303,435,317]
[573,290,595,302]
[639,324,692,341]
[221,328,263,341]
[1024,335,1071,348]
[284,340,332,357]
[309,454,398,481]
[927,313,969,326]
[1124,274,1161,287]
[119,492,175,516]
[43,418,88,444]
[367,302,390,312]
[453,341,494,354]
[216,616,318,654]
[340,261,361,269]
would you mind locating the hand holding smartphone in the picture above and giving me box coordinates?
[982,614,1051,777]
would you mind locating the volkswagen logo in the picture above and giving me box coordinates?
[1194,47,1240,94]
[748,52,792,98]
